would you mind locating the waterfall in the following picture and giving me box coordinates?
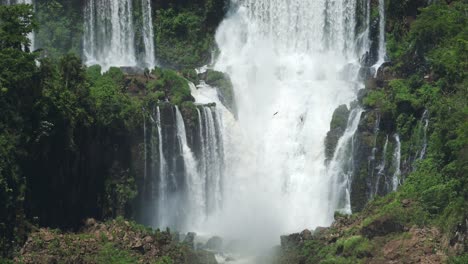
[368,114,381,189]
[210,0,371,246]
[374,135,388,196]
[83,0,137,71]
[418,110,429,160]
[392,134,401,191]
[174,106,203,227]
[143,110,147,182]
[83,0,156,71]
[328,108,364,214]
[199,107,224,214]
[155,107,168,225]
[372,0,387,74]
[141,0,156,69]
[146,102,226,231]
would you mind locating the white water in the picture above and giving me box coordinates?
[202,0,369,249]
[372,0,387,75]
[418,110,429,160]
[83,0,156,71]
[392,134,401,191]
[328,108,364,214]
[155,107,168,225]
[141,0,156,69]
[375,135,389,196]
[83,0,137,71]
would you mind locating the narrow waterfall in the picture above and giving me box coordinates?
[418,110,429,160]
[328,108,364,214]
[198,107,224,215]
[392,134,401,191]
[374,135,389,196]
[174,106,205,227]
[373,0,387,74]
[155,107,168,225]
[143,110,147,182]
[83,0,137,71]
[141,0,156,68]
[368,114,381,190]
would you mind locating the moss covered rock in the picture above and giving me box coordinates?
[325,105,351,163]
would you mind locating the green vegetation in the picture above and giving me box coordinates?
[149,67,194,105]
[280,1,467,262]
[93,242,139,264]
[366,0,467,236]
[153,0,227,68]
[35,0,83,57]
[0,5,200,258]
[15,218,215,264]
[362,0,467,253]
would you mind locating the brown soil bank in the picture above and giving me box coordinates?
[15,217,216,264]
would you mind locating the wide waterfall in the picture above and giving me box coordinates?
[208,0,372,247]
[83,0,156,71]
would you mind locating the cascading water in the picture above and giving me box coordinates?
[83,0,156,71]
[328,108,364,214]
[418,110,429,160]
[141,96,227,232]
[368,114,381,191]
[198,106,224,215]
[392,134,401,191]
[141,0,156,69]
[374,135,389,196]
[83,0,137,71]
[372,0,387,74]
[209,0,372,247]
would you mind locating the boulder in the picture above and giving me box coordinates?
[184,232,196,249]
[205,236,223,251]
[362,215,404,239]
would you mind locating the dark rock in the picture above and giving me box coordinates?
[184,232,196,249]
[143,235,154,244]
[362,216,404,239]
[375,61,394,85]
[280,233,302,250]
[365,78,377,90]
[313,227,328,237]
[300,229,312,240]
[85,218,96,227]
[199,70,237,114]
[205,236,223,251]
[325,105,350,163]
[357,89,369,104]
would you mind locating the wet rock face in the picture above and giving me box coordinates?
[184,232,197,249]
[280,229,316,250]
[199,70,237,114]
[205,236,223,251]
[325,104,350,163]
